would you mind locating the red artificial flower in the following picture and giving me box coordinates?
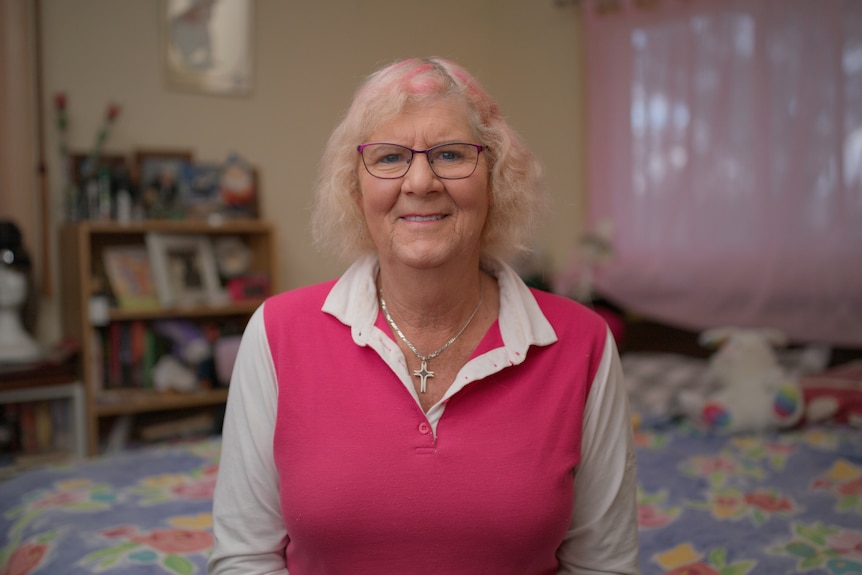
[54,92,66,110]
[106,103,121,122]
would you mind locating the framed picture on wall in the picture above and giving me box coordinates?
[145,233,226,308]
[161,0,254,96]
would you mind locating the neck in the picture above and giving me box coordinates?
[376,259,484,332]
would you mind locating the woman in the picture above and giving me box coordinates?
[209,57,639,574]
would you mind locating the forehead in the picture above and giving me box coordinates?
[367,97,477,143]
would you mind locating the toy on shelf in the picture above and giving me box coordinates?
[151,319,212,392]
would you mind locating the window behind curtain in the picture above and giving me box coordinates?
[581,0,862,347]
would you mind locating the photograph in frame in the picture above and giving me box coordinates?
[102,245,161,311]
[135,149,193,219]
[178,154,259,220]
[179,162,222,220]
[145,233,226,308]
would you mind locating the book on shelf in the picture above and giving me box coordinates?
[0,398,75,466]
[100,321,170,390]
[96,319,244,392]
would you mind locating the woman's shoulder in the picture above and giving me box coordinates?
[264,279,339,316]
[530,288,608,336]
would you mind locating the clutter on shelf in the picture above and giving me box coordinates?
[53,92,259,223]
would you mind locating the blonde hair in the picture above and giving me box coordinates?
[311,57,547,263]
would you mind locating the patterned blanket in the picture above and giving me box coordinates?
[635,423,862,575]
[0,425,860,574]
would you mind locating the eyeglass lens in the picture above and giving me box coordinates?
[359,143,482,179]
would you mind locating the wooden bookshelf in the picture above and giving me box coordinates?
[58,219,275,454]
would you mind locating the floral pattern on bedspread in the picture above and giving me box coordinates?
[1,427,861,574]
[0,438,220,575]
[636,424,862,575]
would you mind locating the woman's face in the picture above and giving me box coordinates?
[357,98,489,271]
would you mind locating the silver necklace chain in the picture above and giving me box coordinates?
[378,275,484,393]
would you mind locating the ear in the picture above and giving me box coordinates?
[755,327,788,348]
[699,326,738,348]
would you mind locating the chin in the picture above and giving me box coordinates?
[389,245,453,270]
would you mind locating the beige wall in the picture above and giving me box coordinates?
[1,0,39,285]
[36,0,586,339]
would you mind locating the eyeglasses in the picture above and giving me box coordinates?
[357,142,485,180]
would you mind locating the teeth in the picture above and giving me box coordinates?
[404,215,444,222]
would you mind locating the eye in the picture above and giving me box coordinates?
[367,145,409,165]
[431,146,465,163]
[379,152,406,165]
[438,150,462,162]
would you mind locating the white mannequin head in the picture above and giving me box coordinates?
[0,221,41,363]
[0,264,27,310]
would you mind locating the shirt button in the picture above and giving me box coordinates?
[418,422,431,435]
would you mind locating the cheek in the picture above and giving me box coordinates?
[357,178,398,218]
[458,181,491,218]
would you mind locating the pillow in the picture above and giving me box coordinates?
[798,361,862,428]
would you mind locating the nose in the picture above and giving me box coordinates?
[402,152,441,194]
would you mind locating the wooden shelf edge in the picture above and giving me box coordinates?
[94,388,229,416]
[72,219,270,234]
[108,299,265,321]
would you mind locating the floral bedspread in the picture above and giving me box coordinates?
[0,438,220,575]
[636,423,862,575]
[1,425,861,574]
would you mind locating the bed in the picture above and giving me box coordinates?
[1,362,861,574]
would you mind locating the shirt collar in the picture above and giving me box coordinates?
[321,254,558,363]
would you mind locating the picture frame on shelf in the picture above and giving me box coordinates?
[145,233,226,308]
[135,149,193,219]
[178,155,259,220]
[101,245,161,311]
[178,162,222,220]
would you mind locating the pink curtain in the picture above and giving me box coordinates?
[581,0,862,347]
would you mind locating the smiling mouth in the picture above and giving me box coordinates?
[402,215,445,222]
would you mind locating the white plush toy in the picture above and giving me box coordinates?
[679,327,805,434]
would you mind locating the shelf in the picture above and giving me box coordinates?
[0,380,87,463]
[95,388,229,416]
[108,299,264,321]
[76,218,269,234]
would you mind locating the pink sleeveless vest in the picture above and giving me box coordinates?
[265,281,605,574]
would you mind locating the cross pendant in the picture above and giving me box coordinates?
[413,359,434,393]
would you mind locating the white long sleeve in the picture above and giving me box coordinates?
[557,329,641,574]
[208,306,289,575]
